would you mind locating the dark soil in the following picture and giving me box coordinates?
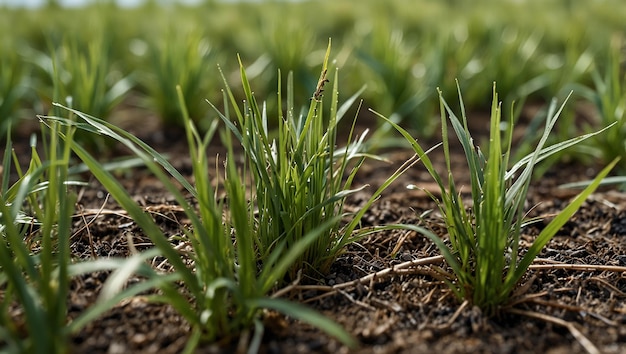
[5,105,626,354]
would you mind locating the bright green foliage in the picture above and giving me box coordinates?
[375,84,617,315]
[356,21,436,138]
[0,118,165,353]
[143,25,217,127]
[258,15,317,109]
[50,38,133,119]
[0,123,77,354]
[3,0,626,137]
[212,42,403,280]
[0,48,29,139]
[577,37,626,176]
[29,35,134,151]
[45,80,357,350]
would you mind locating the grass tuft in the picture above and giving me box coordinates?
[374,83,617,315]
[42,51,369,347]
[210,41,404,280]
[0,120,78,353]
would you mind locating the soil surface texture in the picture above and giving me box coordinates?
[6,106,626,354]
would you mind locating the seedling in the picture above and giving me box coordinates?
[42,56,369,348]
[143,25,216,127]
[375,83,617,315]
[0,121,77,354]
[211,41,408,280]
[576,36,626,176]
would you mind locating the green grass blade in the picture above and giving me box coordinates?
[259,216,341,294]
[1,135,11,194]
[46,104,198,199]
[249,297,357,348]
[49,126,201,295]
[506,158,618,291]
[505,122,616,181]
[369,109,445,190]
[0,202,49,353]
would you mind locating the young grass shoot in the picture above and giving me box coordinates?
[210,41,408,280]
[40,44,382,350]
[374,83,617,315]
[0,121,77,354]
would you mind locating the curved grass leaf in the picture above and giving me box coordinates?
[249,297,357,349]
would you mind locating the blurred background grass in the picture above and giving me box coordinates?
[1,0,625,143]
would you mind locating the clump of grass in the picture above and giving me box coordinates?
[356,22,436,140]
[44,56,363,349]
[143,25,216,127]
[211,41,405,280]
[27,36,134,151]
[0,117,158,353]
[0,47,29,139]
[259,16,317,108]
[50,37,133,120]
[577,36,626,175]
[375,83,617,315]
[0,122,78,353]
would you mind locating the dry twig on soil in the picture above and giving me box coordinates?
[279,255,445,303]
[507,308,601,354]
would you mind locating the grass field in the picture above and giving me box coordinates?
[2,0,625,136]
[2,0,626,353]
